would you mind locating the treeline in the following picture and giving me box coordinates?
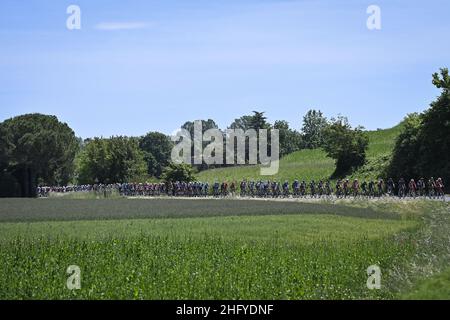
[1,68,448,197]
[0,108,367,197]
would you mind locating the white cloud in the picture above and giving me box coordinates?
[94,22,150,31]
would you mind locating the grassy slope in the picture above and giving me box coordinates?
[196,124,404,183]
[349,124,404,180]
[197,148,335,183]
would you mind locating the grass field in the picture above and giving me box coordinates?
[0,197,448,300]
[401,267,450,300]
[0,198,400,222]
[196,123,404,183]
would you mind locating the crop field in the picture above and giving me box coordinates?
[0,198,448,300]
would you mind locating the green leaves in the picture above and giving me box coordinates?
[161,162,195,182]
[388,68,450,183]
[322,116,369,177]
[139,132,173,178]
[76,136,147,184]
[0,114,79,196]
[301,109,328,149]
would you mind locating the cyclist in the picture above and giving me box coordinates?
[361,181,367,197]
[292,179,300,197]
[352,179,360,197]
[387,178,395,196]
[377,179,384,197]
[325,180,332,196]
[282,180,290,197]
[335,179,342,198]
[408,178,417,198]
[428,177,436,198]
[310,180,316,198]
[343,179,350,198]
[398,178,406,198]
[436,178,445,199]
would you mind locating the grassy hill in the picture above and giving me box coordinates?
[196,123,404,183]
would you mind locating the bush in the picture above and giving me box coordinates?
[322,116,369,177]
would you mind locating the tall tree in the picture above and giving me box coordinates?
[228,111,272,164]
[182,119,218,134]
[229,115,253,130]
[0,114,79,197]
[273,120,304,157]
[419,68,450,178]
[0,125,10,170]
[139,132,173,178]
[229,111,270,131]
[249,111,270,130]
[322,116,369,177]
[181,119,220,171]
[387,113,422,178]
[76,136,147,184]
[388,68,450,183]
[301,109,328,149]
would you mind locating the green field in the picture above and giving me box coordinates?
[0,198,448,299]
[196,123,404,183]
[401,267,450,300]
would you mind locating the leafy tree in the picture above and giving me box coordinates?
[322,116,369,177]
[418,68,450,179]
[432,67,450,93]
[182,119,218,134]
[274,120,304,157]
[0,125,10,170]
[229,111,270,131]
[139,132,173,178]
[387,113,422,178]
[388,68,450,184]
[0,114,79,197]
[181,119,219,171]
[229,115,253,130]
[227,111,273,163]
[76,136,147,184]
[249,111,270,130]
[161,162,195,182]
[301,109,328,149]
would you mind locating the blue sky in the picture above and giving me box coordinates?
[0,0,449,138]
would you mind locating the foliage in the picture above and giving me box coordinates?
[273,120,304,157]
[0,172,21,197]
[76,136,147,184]
[0,125,10,170]
[161,162,196,182]
[0,114,79,197]
[388,68,450,184]
[301,109,328,149]
[322,116,369,177]
[181,119,219,171]
[387,114,422,178]
[139,132,173,178]
[229,111,270,131]
[182,119,218,133]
